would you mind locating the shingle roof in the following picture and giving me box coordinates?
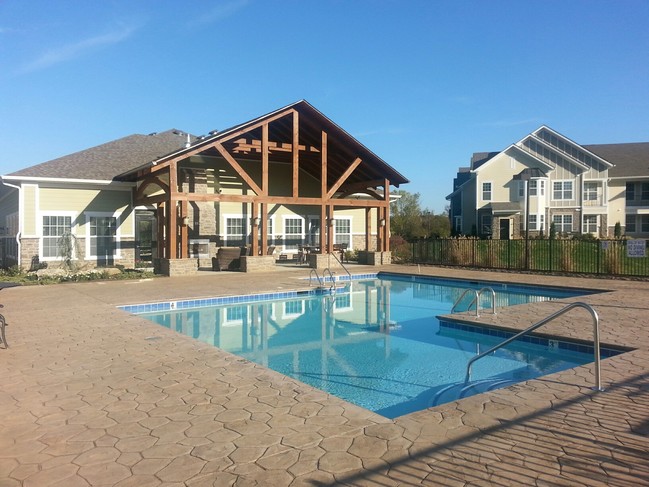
[8,130,194,181]
[585,142,649,178]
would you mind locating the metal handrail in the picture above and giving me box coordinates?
[309,269,323,287]
[329,251,352,282]
[451,287,497,317]
[465,302,602,391]
[322,268,336,295]
[451,289,479,315]
[478,287,497,316]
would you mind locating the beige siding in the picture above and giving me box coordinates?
[22,184,38,236]
[39,187,132,235]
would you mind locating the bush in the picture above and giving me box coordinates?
[390,235,412,263]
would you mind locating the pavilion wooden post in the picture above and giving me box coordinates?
[320,130,328,253]
[157,203,165,259]
[251,204,259,256]
[168,162,178,259]
[292,111,299,198]
[327,205,335,253]
[383,179,390,252]
[261,204,268,255]
[180,200,188,258]
[365,208,371,251]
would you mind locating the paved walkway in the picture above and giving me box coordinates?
[0,265,648,486]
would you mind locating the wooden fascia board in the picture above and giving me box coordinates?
[213,142,264,196]
[327,157,362,199]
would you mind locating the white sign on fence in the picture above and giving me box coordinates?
[627,239,647,258]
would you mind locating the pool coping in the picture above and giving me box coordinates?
[1,264,648,486]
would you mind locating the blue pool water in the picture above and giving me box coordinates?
[129,274,617,418]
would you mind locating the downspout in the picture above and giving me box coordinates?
[0,179,22,269]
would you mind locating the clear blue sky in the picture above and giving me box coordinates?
[1,0,648,213]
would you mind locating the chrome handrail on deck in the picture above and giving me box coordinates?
[329,251,352,282]
[465,302,602,391]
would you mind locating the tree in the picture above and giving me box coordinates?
[390,191,425,239]
[390,191,450,239]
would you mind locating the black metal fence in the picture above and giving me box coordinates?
[410,238,649,277]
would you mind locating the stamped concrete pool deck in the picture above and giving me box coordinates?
[0,265,648,486]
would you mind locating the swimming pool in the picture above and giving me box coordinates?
[128,274,617,418]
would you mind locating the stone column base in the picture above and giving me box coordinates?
[240,255,276,272]
[155,258,199,276]
[357,251,392,266]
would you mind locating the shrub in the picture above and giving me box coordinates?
[390,235,412,263]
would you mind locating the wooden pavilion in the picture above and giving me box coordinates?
[119,100,409,274]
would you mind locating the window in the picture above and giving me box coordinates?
[552,214,573,233]
[482,182,492,201]
[583,182,599,201]
[284,217,303,250]
[283,299,305,318]
[642,183,649,201]
[530,179,545,196]
[642,215,649,233]
[527,214,545,231]
[583,215,598,234]
[481,215,492,235]
[42,215,72,259]
[261,217,274,245]
[88,216,118,260]
[225,217,246,246]
[626,182,635,202]
[454,216,462,233]
[518,181,525,199]
[626,214,636,233]
[553,181,573,200]
[334,218,351,247]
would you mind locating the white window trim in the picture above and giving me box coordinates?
[482,181,493,202]
[85,212,121,260]
[552,180,574,201]
[582,214,598,234]
[334,216,353,247]
[223,214,247,246]
[283,299,305,319]
[552,214,573,233]
[38,211,77,262]
[281,215,305,252]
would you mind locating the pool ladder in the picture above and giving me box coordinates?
[464,302,603,392]
[309,268,337,295]
[451,287,497,317]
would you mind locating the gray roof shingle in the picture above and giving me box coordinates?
[8,130,193,181]
[585,142,649,178]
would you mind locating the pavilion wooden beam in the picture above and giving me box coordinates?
[213,142,263,196]
[292,110,299,198]
[339,179,384,193]
[135,175,169,201]
[327,157,362,199]
[135,193,169,206]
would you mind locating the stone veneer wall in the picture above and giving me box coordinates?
[357,251,392,266]
[19,237,135,271]
[155,258,199,276]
